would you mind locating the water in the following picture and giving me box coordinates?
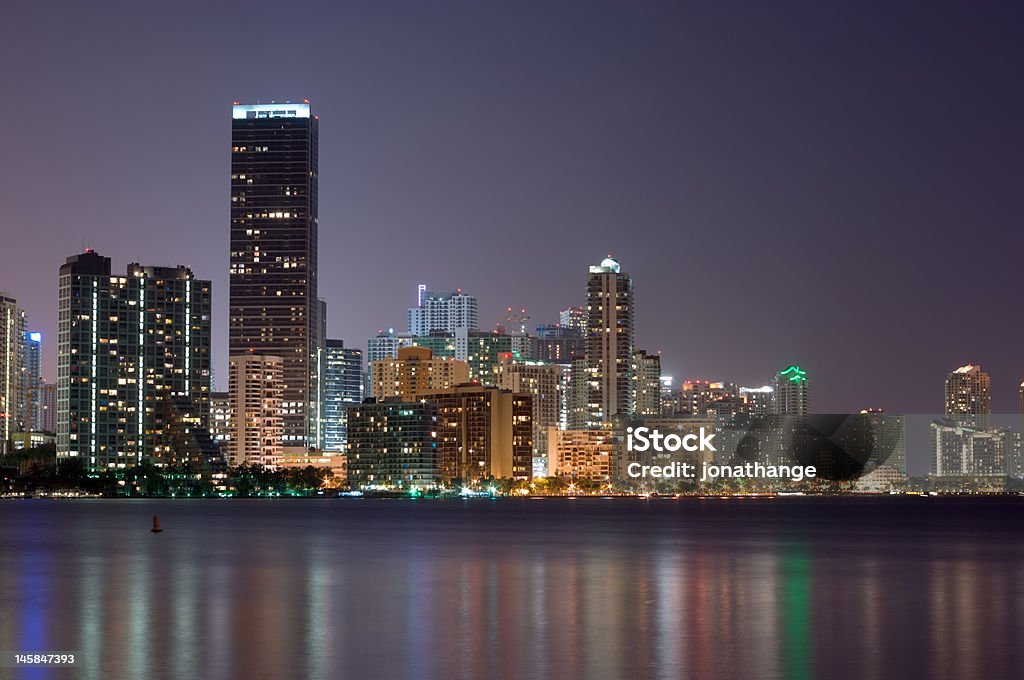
[1,497,1022,679]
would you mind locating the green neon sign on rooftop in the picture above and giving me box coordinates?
[780,365,807,383]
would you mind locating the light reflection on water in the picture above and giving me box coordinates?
[0,497,1022,680]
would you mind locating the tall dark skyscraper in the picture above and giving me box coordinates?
[585,257,634,426]
[229,102,320,452]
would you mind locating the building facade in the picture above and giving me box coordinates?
[227,354,283,467]
[945,364,991,430]
[631,349,661,417]
[320,340,363,452]
[229,101,319,452]
[56,251,213,470]
[0,292,26,454]
[585,258,634,426]
[773,365,810,415]
[493,358,563,473]
[372,347,470,400]
[346,398,439,490]
[408,289,478,336]
[419,384,533,482]
[547,428,615,483]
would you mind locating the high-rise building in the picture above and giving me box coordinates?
[944,364,991,430]
[585,257,634,425]
[57,251,213,470]
[23,331,42,434]
[419,384,533,482]
[457,329,521,383]
[372,347,470,400]
[0,292,26,454]
[931,419,1007,477]
[366,329,414,397]
[530,324,585,363]
[347,398,439,490]
[320,340,363,452]
[37,382,56,434]
[408,288,478,336]
[631,349,661,417]
[227,354,283,467]
[230,101,319,453]
[773,365,810,415]
[493,357,563,474]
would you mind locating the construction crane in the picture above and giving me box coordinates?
[503,307,531,335]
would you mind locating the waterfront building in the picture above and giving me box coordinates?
[56,251,213,470]
[419,384,533,482]
[230,101,320,453]
[547,428,614,483]
[493,357,563,475]
[931,418,1007,477]
[346,398,439,490]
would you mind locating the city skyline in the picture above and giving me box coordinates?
[2,2,1023,412]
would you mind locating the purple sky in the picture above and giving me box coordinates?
[2,1,1022,412]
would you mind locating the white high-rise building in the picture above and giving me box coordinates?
[408,288,478,336]
[228,354,283,467]
[1,292,26,454]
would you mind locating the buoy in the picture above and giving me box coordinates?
[151,516,163,533]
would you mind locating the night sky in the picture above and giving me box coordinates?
[2,1,1022,413]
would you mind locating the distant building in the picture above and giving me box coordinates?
[37,382,56,434]
[493,358,563,475]
[0,292,25,454]
[372,347,469,400]
[773,365,810,415]
[419,384,533,482]
[320,340,363,452]
[681,380,737,416]
[558,306,586,335]
[659,376,682,416]
[931,418,1007,477]
[408,289,478,336]
[366,328,415,397]
[56,251,213,471]
[631,350,661,417]
[23,330,42,434]
[227,354,283,467]
[945,364,991,431]
[209,391,231,452]
[457,329,523,383]
[346,398,439,490]
[585,258,634,425]
[738,386,774,415]
[547,428,614,483]
[530,324,585,363]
